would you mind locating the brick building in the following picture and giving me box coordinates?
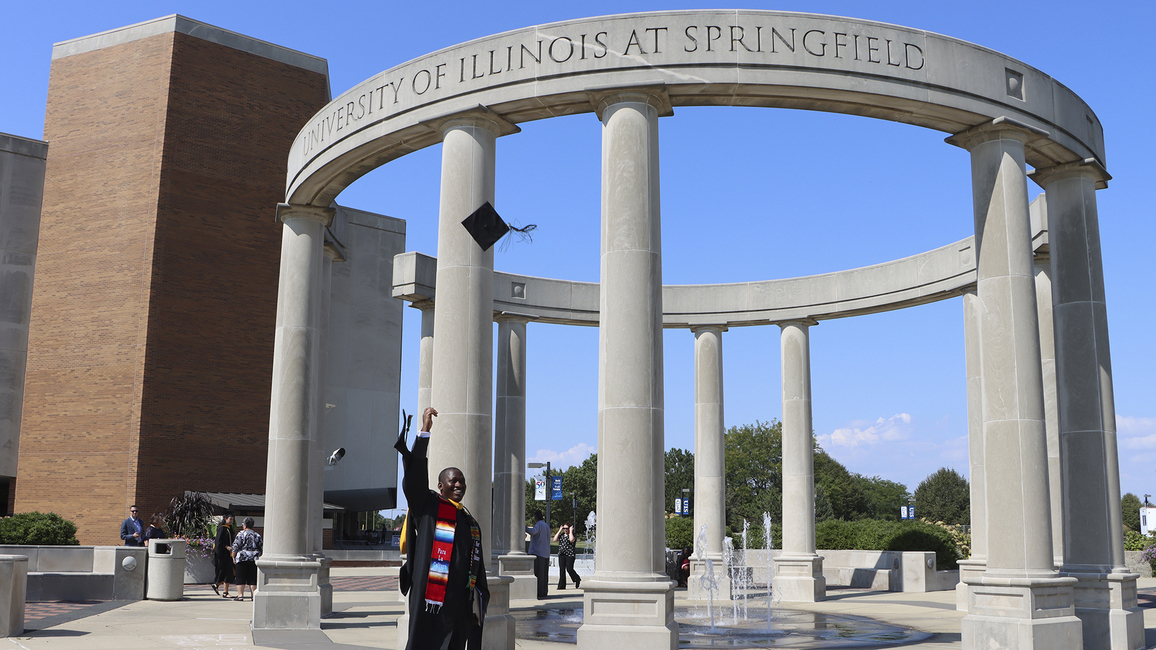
[17,16,402,545]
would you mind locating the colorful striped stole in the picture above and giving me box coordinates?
[424,499,459,612]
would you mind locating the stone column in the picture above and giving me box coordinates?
[311,242,341,617]
[1033,160,1142,650]
[947,119,1081,649]
[416,301,435,415]
[1029,196,1064,570]
[423,108,516,650]
[253,203,329,631]
[774,320,824,603]
[398,300,436,606]
[494,313,537,600]
[956,289,987,612]
[577,88,677,650]
[688,325,730,601]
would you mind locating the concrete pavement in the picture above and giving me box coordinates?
[5,569,1155,649]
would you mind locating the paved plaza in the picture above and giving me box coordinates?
[7,569,1156,650]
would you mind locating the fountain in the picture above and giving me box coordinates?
[762,513,775,631]
[583,511,596,561]
[511,511,930,647]
[694,524,719,629]
[722,537,738,623]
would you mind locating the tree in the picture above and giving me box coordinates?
[724,420,783,533]
[664,448,694,515]
[913,468,970,525]
[1122,493,1142,532]
[524,454,598,538]
[814,450,867,521]
[860,476,911,521]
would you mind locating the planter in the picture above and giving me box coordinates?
[184,553,215,585]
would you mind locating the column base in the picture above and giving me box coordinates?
[688,557,732,601]
[956,558,986,612]
[1062,569,1144,650]
[498,553,538,601]
[483,574,515,650]
[316,556,333,617]
[773,555,825,602]
[577,578,678,650]
[961,575,1082,650]
[252,558,322,631]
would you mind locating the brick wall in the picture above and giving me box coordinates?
[19,27,329,545]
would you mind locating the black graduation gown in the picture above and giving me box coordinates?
[396,433,490,650]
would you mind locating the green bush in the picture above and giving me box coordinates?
[665,516,694,550]
[1124,530,1152,551]
[0,512,80,545]
[815,519,960,569]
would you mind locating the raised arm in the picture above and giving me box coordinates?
[400,408,438,507]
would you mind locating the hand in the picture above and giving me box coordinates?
[133,532,140,539]
[422,407,438,433]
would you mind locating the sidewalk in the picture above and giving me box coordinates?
[5,570,1155,649]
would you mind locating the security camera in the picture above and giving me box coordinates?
[327,448,346,466]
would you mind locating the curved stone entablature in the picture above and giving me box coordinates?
[287,10,1105,207]
[393,236,978,327]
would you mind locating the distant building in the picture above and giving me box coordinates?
[15,16,401,545]
[0,133,48,515]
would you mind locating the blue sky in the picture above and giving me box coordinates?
[3,1,1154,511]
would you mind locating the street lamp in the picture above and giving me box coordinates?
[528,461,551,530]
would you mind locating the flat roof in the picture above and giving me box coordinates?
[52,14,329,78]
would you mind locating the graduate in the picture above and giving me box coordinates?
[396,407,490,650]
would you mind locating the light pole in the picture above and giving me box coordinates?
[527,461,551,530]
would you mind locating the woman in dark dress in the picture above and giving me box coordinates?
[141,514,167,545]
[212,513,235,598]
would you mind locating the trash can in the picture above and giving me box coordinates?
[147,539,187,601]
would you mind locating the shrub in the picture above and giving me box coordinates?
[166,492,215,539]
[0,512,80,545]
[1124,530,1151,552]
[665,516,694,550]
[815,518,960,569]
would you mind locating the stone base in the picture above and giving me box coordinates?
[0,556,27,637]
[252,558,322,631]
[773,554,825,602]
[688,558,732,601]
[961,576,1082,650]
[956,558,986,612]
[498,554,538,601]
[1064,570,1144,650]
[577,578,678,650]
[317,556,333,617]
[483,574,515,650]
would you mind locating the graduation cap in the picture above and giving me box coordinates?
[461,201,536,251]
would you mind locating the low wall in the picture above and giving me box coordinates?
[727,549,958,593]
[0,545,146,601]
[1125,551,1151,577]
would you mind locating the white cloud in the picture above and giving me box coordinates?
[526,442,595,474]
[1117,415,1156,450]
[820,413,912,448]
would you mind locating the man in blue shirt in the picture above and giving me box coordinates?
[120,505,143,546]
[526,512,550,599]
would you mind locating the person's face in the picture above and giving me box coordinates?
[226,516,234,525]
[438,470,467,501]
[129,507,139,518]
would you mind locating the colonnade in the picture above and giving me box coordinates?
[260,101,1133,649]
